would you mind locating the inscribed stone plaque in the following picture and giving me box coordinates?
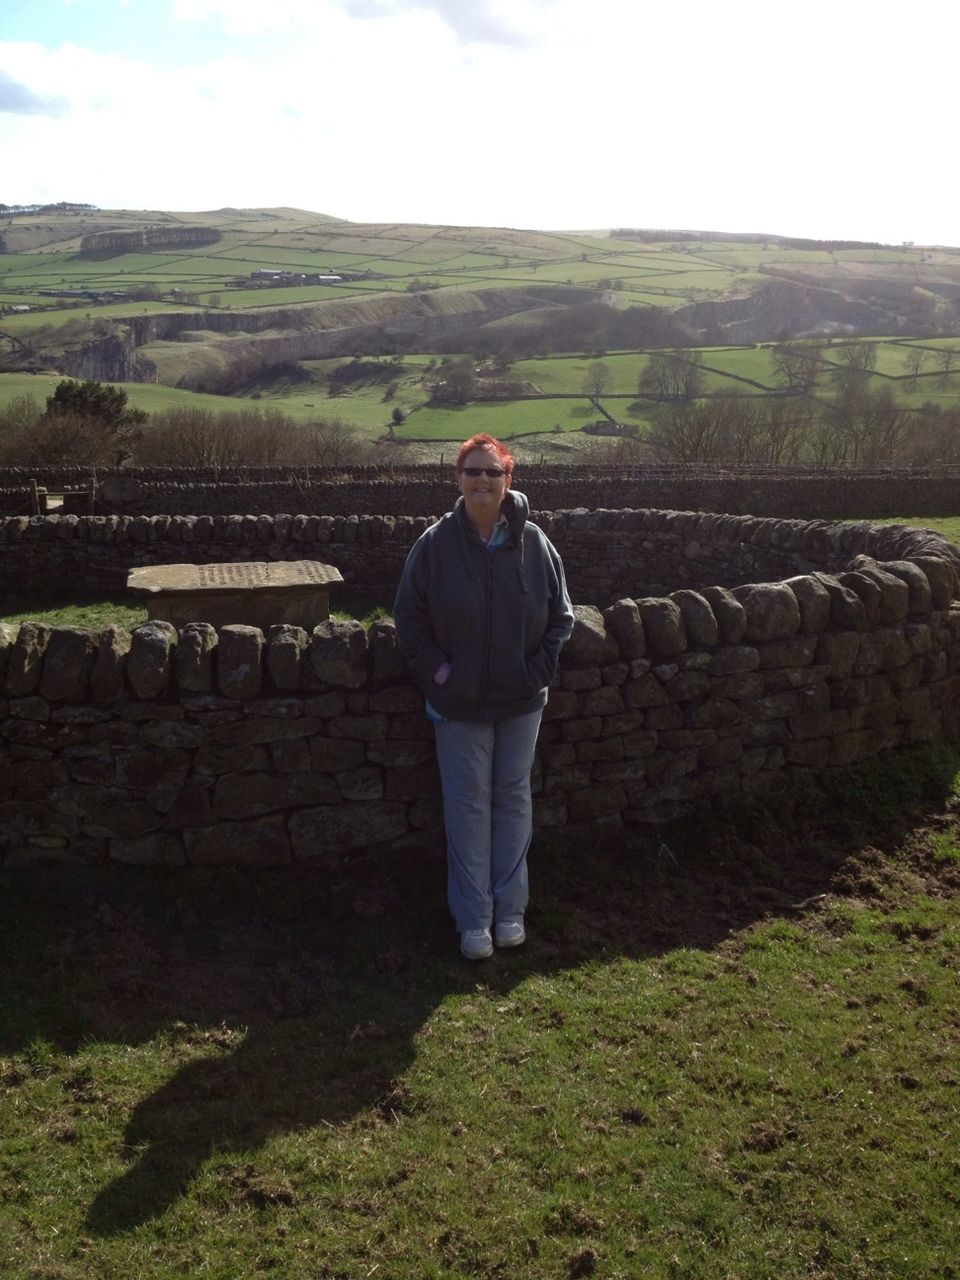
[127,560,344,630]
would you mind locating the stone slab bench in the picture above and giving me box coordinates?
[127,559,344,630]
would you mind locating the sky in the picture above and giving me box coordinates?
[1,0,957,246]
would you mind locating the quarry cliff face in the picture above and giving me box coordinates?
[39,288,559,385]
[677,280,905,342]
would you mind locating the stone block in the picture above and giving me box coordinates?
[685,698,746,731]
[128,621,178,699]
[289,801,408,856]
[110,832,185,866]
[623,672,669,710]
[621,729,659,758]
[644,703,683,730]
[912,556,956,609]
[731,582,800,642]
[575,737,624,763]
[709,645,760,676]
[310,618,368,688]
[328,713,388,741]
[9,695,50,722]
[637,598,686,657]
[566,782,627,821]
[662,670,710,702]
[830,730,877,767]
[369,685,422,714]
[756,635,818,669]
[213,771,340,819]
[670,589,719,647]
[90,626,132,703]
[185,816,291,867]
[602,599,645,659]
[879,561,933,616]
[561,716,602,742]
[560,667,602,692]
[699,586,747,643]
[707,672,763,701]
[369,618,406,686]
[816,631,861,677]
[0,622,17,685]
[38,628,97,702]
[837,572,883,627]
[265,624,308,691]
[849,562,910,625]
[311,737,365,772]
[211,715,322,745]
[565,605,619,665]
[813,574,867,631]
[6,622,51,697]
[384,764,439,801]
[579,685,625,716]
[338,766,384,801]
[217,625,264,700]
[646,748,697,786]
[700,736,744,767]
[176,623,217,693]
[163,781,216,831]
[195,742,270,776]
[116,748,191,791]
[269,737,312,773]
[788,708,851,740]
[784,574,831,633]
[86,800,163,840]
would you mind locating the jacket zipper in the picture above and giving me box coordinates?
[480,549,493,720]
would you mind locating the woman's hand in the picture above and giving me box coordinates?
[433,661,451,686]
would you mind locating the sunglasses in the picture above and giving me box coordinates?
[461,467,506,478]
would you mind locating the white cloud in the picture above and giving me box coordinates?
[1,0,959,244]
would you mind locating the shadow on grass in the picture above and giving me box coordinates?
[1,743,957,1234]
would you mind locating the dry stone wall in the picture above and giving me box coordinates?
[3,465,960,521]
[1,507,956,610]
[3,539,960,868]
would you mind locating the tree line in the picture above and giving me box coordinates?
[0,381,366,468]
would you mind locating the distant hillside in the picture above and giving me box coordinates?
[2,208,959,389]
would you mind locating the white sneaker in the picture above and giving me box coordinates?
[460,928,493,960]
[494,921,526,948]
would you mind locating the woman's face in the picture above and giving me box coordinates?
[457,447,510,517]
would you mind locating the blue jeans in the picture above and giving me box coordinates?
[434,710,543,932]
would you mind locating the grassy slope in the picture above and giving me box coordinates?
[1,745,959,1279]
[3,213,960,446]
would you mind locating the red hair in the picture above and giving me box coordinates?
[455,433,515,476]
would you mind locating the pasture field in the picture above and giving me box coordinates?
[399,397,597,440]
[0,372,349,423]
[512,353,650,395]
[2,743,959,1279]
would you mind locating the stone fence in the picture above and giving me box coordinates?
[3,547,960,868]
[1,507,956,610]
[3,466,960,520]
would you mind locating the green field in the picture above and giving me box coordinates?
[3,742,960,1279]
[399,397,597,440]
[3,210,960,455]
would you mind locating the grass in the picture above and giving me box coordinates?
[400,397,597,440]
[0,590,390,631]
[2,743,960,1278]
[866,515,960,543]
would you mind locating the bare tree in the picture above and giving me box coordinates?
[902,347,928,388]
[582,360,611,402]
[936,346,957,386]
[770,344,823,393]
[637,350,704,403]
[829,340,877,396]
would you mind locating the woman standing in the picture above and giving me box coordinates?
[394,434,573,959]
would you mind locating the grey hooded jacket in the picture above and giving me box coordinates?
[393,489,574,722]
